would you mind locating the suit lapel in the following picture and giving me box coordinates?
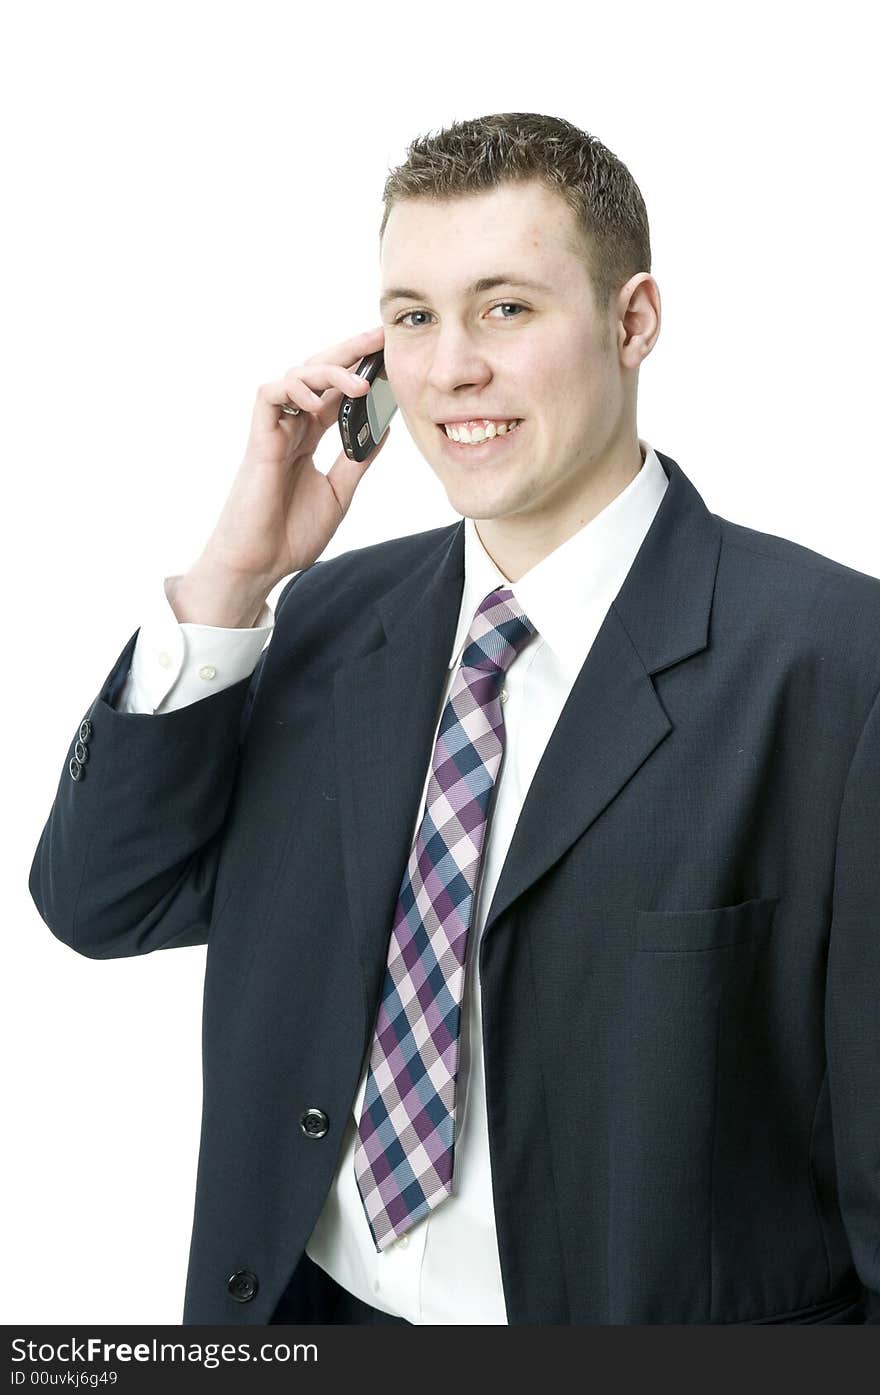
[483,451,721,934]
[333,451,722,1022]
[333,522,467,1034]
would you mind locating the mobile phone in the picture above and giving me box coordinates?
[338,349,398,461]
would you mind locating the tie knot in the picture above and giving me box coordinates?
[461,586,536,674]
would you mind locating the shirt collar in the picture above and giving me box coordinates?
[448,439,670,684]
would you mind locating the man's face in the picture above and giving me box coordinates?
[379,178,641,562]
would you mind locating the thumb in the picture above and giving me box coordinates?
[326,424,392,516]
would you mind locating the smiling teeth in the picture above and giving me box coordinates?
[444,419,522,443]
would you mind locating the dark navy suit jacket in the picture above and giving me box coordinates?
[29,451,880,1323]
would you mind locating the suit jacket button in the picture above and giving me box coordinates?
[79,720,92,742]
[300,1108,329,1139]
[227,1269,258,1302]
[74,740,89,764]
[69,757,83,781]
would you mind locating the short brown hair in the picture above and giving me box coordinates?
[379,112,651,318]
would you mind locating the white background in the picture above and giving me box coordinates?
[5,0,878,1324]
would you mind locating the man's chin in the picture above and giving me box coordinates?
[423,451,534,523]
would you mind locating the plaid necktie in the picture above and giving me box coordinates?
[353,585,536,1251]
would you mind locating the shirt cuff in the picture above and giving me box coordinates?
[119,575,275,714]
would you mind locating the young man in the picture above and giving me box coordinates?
[30,112,880,1324]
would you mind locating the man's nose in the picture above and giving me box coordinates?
[425,328,492,395]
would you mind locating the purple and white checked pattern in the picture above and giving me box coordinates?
[353,586,536,1251]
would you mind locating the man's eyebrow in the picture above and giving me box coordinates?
[379,274,553,310]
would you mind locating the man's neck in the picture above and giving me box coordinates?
[475,440,645,582]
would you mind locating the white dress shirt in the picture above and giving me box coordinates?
[117,438,668,1323]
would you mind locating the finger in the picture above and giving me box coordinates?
[303,324,385,369]
[253,366,370,433]
[312,384,351,433]
[252,378,322,434]
[296,383,354,437]
[289,363,374,401]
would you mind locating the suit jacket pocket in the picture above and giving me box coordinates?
[744,1287,865,1323]
[634,895,779,953]
[607,894,780,1319]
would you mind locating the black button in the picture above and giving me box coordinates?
[74,740,89,764]
[79,720,92,743]
[227,1269,258,1303]
[69,757,83,781]
[300,1107,329,1139]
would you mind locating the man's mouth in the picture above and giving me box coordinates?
[436,418,524,452]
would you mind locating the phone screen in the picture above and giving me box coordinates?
[366,363,397,441]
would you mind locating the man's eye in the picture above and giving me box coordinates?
[487,302,526,319]
[393,302,527,327]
